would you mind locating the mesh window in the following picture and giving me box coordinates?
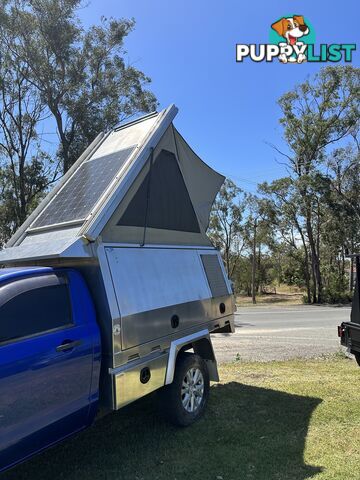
[117,149,200,233]
[201,254,229,298]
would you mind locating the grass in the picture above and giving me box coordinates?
[2,356,359,480]
[236,292,304,306]
[236,284,305,307]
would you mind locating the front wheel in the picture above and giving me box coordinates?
[158,353,210,426]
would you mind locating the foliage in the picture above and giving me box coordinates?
[0,33,52,245]
[208,179,245,277]
[0,0,157,247]
[211,66,360,304]
[0,0,157,173]
[274,65,359,302]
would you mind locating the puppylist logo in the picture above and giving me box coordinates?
[236,15,356,64]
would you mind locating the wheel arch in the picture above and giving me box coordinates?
[165,329,219,384]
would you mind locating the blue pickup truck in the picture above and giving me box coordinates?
[0,107,235,473]
[0,267,102,472]
[0,260,233,473]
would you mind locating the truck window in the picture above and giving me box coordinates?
[0,284,73,344]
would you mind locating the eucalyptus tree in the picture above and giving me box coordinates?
[0,31,53,244]
[273,66,360,302]
[0,0,157,173]
[208,179,246,278]
[0,0,157,247]
[242,194,274,304]
[260,178,312,303]
[324,146,360,294]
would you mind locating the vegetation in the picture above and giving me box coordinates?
[209,66,360,304]
[236,285,304,306]
[2,356,359,480]
[0,0,157,244]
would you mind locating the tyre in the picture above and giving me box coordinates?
[158,352,210,427]
[355,352,360,367]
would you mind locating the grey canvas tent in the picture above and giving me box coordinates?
[0,104,224,263]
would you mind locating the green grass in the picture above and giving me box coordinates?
[2,356,359,480]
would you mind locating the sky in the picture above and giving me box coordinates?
[80,0,360,193]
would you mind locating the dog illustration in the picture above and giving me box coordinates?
[271,15,309,63]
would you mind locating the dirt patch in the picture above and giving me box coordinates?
[236,292,303,307]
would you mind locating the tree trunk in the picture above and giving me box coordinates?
[294,217,311,303]
[252,220,257,305]
[303,251,311,304]
[306,212,322,303]
[50,104,71,174]
[225,246,230,276]
[257,243,261,293]
[18,153,27,226]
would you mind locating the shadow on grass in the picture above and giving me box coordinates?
[1,383,322,480]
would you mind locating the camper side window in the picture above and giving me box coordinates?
[0,284,73,345]
[118,149,201,233]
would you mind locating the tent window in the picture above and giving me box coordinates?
[117,150,200,233]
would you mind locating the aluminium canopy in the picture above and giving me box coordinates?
[0,104,225,264]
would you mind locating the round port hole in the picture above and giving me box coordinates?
[171,314,180,328]
[140,367,151,384]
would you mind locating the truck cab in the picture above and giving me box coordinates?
[0,267,101,471]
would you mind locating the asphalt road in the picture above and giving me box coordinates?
[212,305,351,363]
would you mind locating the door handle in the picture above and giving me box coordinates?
[56,340,82,352]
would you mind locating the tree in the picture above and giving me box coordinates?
[208,179,245,278]
[0,0,157,172]
[324,146,360,296]
[273,66,360,302]
[243,194,273,304]
[0,0,157,248]
[260,178,313,303]
[0,35,54,244]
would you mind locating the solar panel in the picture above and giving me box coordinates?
[31,146,136,229]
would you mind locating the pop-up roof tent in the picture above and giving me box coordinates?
[0,105,224,264]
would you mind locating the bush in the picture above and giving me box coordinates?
[322,288,352,304]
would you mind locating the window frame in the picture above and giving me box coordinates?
[0,274,74,347]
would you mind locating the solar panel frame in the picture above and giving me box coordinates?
[30,145,137,231]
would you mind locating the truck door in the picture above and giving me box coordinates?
[0,272,95,471]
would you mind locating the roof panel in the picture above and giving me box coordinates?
[92,115,157,160]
